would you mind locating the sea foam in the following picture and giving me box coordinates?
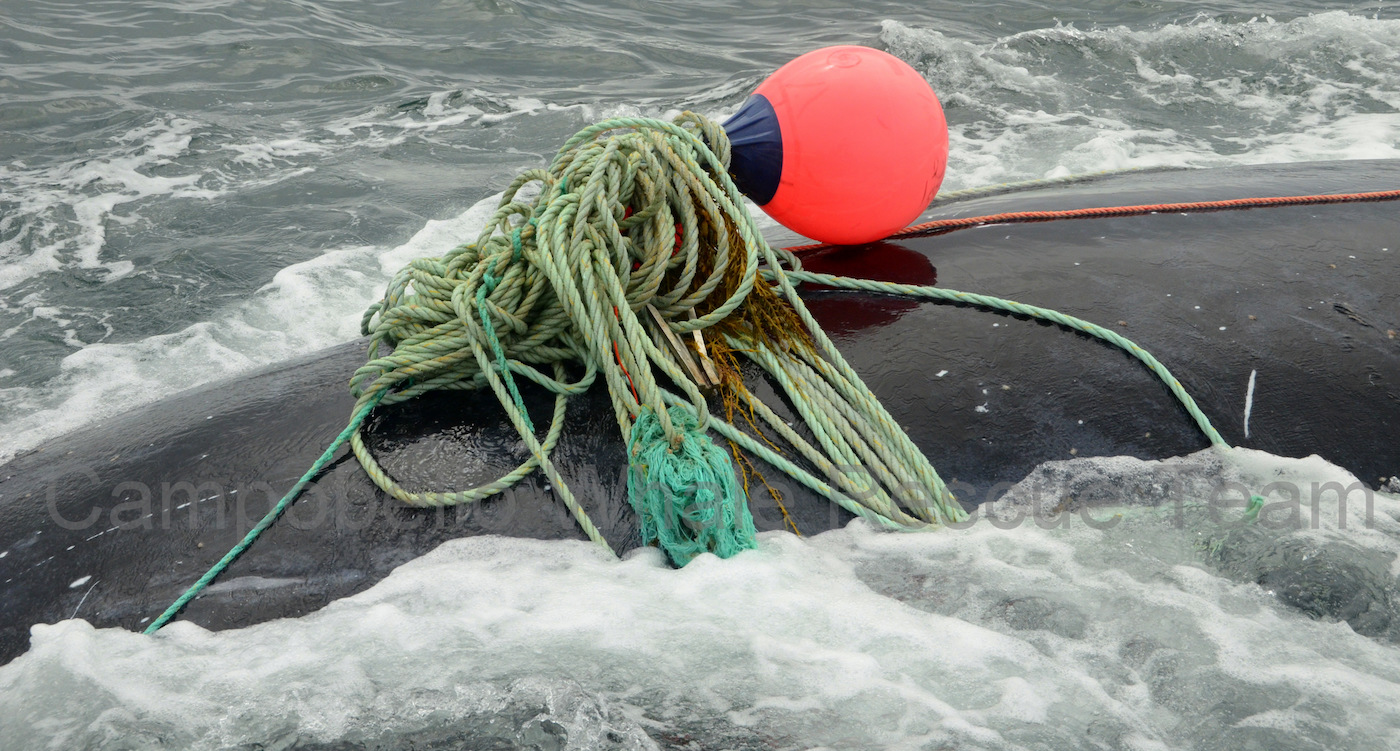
[3,449,1398,749]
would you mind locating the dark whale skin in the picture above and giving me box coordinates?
[2,159,1396,664]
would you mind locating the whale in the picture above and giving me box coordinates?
[2,159,1397,665]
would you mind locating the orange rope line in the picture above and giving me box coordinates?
[783,188,1400,253]
[611,307,640,404]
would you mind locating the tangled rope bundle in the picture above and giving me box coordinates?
[147,113,1252,632]
[348,112,979,563]
[144,99,1400,634]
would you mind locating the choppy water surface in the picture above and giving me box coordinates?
[3,0,1399,455]
[2,0,1400,748]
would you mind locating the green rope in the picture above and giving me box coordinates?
[629,405,758,564]
[780,271,1228,449]
[143,388,386,634]
[343,114,767,565]
[146,115,1233,631]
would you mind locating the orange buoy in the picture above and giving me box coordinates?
[724,46,949,245]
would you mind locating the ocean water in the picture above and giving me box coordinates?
[2,0,1400,748]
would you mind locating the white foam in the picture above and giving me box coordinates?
[3,450,1399,748]
[222,138,330,166]
[881,12,1400,190]
[0,194,504,462]
[324,89,593,148]
[0,118,211,290]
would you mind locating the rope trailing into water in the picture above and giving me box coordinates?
[144,391,384,634]
[153,114,1371,632]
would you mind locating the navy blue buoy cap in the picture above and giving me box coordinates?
[723,94,783,206]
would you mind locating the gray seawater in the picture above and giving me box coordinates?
[3,0,1400,454]
[3,1,1400,749]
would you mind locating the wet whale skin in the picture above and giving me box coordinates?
[1,159,1396,665]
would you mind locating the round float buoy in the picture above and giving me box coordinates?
[724,46,949,245]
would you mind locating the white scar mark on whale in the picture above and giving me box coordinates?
[71,580,98,619]
[1244,369,1257,439]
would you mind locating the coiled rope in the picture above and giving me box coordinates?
[149,113,1392,634]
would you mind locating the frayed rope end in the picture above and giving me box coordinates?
[627,406,758,566]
